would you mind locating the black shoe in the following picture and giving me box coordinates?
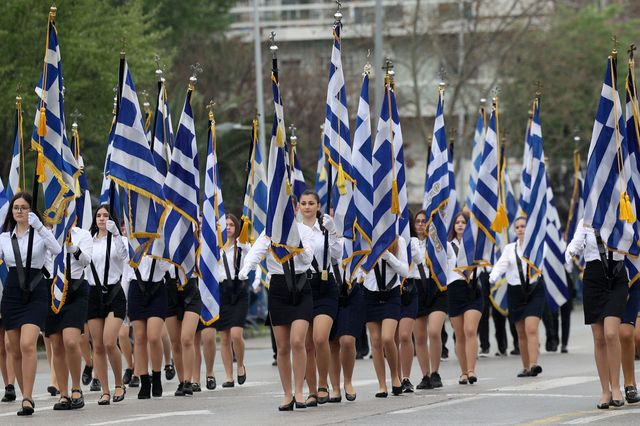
[164,363,176,381]
[392,385,403,396]
[53,396,71,410]
[183,381,193,396]
[625,385,640,404]
[206,376,216,390]
[468,374,478,384]
[355,351,364,360]
[123,368,133,385]
[47,385,59,396]
[82,365,93,386]
[192,382,201,392]
[610,398,625,408]
[130,375,140,388]
[17,398,34,416]
[138,374,151,399]
[238,365,246,385]
[529,365,543,377]
[441,348,449,359]
[431,372,443,388]
[401,378,414,393]
[222,381,234,388]
[329,394,342,403]
[517,369,530,378]
[71,389,85,409]
[345,391,356,401]
[151,371,163,397]
[596,400,610,409]
[174,382,185,397]
[510,348,520,356]
[272,359,278,366]
[479,348,490,358]
[561,345,568,353]
[294,398,306,409]
[113,386,126,403]
[317,387,329,404]
[416,375,433,390]
[375,391,388,398]
[305,394,318,407]
[278,399,294,411]
[97,393,111,406]
[90,378,101,392]
[2,384,16,402]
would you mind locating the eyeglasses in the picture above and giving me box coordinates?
[415,219,427,224]
[12,206,30,212]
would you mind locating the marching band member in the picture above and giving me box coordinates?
[0,192,61,415]
[489,217,546,378]
[86,205,128,405]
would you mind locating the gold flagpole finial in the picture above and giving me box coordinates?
[629,43,637,61]
[50,5,57,18]
[269,31,278,56]
[334,0,343,22]
[612,34,618,57]
[189,63,203,89]
[534,80,542,98]
[207,100,216,122]
[120,37,126,57]
[438,66,447,90]
[70,109,82,129]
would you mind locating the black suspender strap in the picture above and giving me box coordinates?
[104,233,112,290]
[594,229,615,289]
[515,244,531,295]
[234,244,242,280]
[222,249,233,283]
[321,228,329,281]
[11,235,26,291]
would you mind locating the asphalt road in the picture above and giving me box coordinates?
[1,307,639,425]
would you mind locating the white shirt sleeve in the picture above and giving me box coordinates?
[38,226,62,256]
[384,236,409,278]
[489,243,512,284]
[242,233,270,273]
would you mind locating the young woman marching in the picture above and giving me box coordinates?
[86,206,129,405]
[298,191,341,405]
[128,250,170,399]
[397,212,420,393]
[566,218,627,408]
[447,211,482,385]
[45,224,93,410]
[489,217,546,378]
[411,210,447,390]
[166,260,203,396]
[215,214,249,389]
[238,226,315,411]
[193,323,216,391]
[0,192,61,415]
[364,237,409,397]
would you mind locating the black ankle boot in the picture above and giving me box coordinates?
[152,371,163,397]
[138,374,151,399]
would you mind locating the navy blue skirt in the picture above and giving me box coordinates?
[45,280,89,336]
[268,274,313,326]
[215,279,248,331]
[127,279,168,321]
[447,279,483,317]
[330,284,365,340]
[583,260,628,324]
[364,286,401,323]
[507,281,545,323]
[167,278,203,321]
[0,268,48,330]
[400,281,418,319]
[622,282,640,325]
[87,284,127,320]
[309,273,339,321]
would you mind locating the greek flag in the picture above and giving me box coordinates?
[543,178,569,310]
[107,61,167,266]
[199,113,225,325]
[521,98,547,279]
[239,117,268,244]
[565,150,584,244]
[7,97,25,202]
[163,84,201,285]
[348,70,373,277]
[30,9,78,229]
[422,86,451,289]
[624,55,640,284]
[70,124,92,230]
[265,59,303,263]
[362,73,400,272]
[467,104,486,208]
[152,80,174,179]
[322,19,353,236]
[289,142,307,202]
[519,115,534,215]
[0,178,8,229]
[583,53,636,254]
[314,138,328,213]
[446,137,458,233]
[455,101,499,277]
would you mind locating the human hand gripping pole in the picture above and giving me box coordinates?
[28,212,43,231]
[106,220,120,236]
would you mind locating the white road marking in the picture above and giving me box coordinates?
[453,392,593,398]
[561,408,640,424]
[88,410,213,425]
[0,404,55,417]
[390,395,487,414]
[495,376,596,391]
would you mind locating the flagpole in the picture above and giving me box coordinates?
[149,59,163,160]
[239,116,257,245]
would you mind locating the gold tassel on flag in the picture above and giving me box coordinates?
[491,202,508,232]
[38,106,47,137]
[625,193,635,222]
[216,224,224,247]
[36,149,46,183]
[336,163,347,195]
[238,216,250,244]
[391,180,400,214]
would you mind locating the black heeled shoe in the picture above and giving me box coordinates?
[329,393,342,403]
[47,385,59,396]
[71,389,85,409]
[222,381,235,388]
[375,391,388,398]
[17,398,35,416]
[278,399,294,411]
[458,374,468,385]
[345,391,356,402]
[597,400,610,409]
[529,365,542,377]
[97,393,111,406]
[317,387,329,404]
[305,394,318,407]
[294,397,306,409]
[391,385,403,396]
[237,366,246,385]
[113,385,126,403]
[467,372,478,384]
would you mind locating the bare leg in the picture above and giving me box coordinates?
[524,316,541,368]
[328,340,341,395]
[290,320,309,403]
[165,316,184,382]
[304,324,317,395]
[367,322,386,393]
[220,330,233,382]
[161,325,172,367]
[339,335,356,395]
[62,327,83,393]
[273,324,293,404]
[462,310,482,376]
[591,322,612,405]
[397,317,415,380]
[88,319,110,393]
[103,314,124,395]
[202,328,217,379]
[147,318,165,372]
[381,319,401,389]
[313,315,333,397]
[180,312,199,382]
[620,323,637,387]
[49,334,69,397]
[230,327,245,380]
[603,316,623,401]
[514,321,529,369]
[414,316,430,376]
[118,324,133,370]
[427,311,446,374]
[450,316,467,377]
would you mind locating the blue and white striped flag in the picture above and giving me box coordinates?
[7,96,25,202]
[446,136,458,233]
[423,86,452,290]
[152,80,174,179]
[107,61,167,266]
[543,177,569,310]
[163,83,201,285]
[521,98,547,279]
[0,178,8,231]
[624,55,640,284]
[467,104,486,209]
[314,134,328,213]
[239,117,268,244]
[362,71,400,272]
[322,19,353,236]
[199,112,225,325]
[289,140,307,202]
[583,53,636,254]
[266,61,303,263]
[348,69,374,278]
[70,123,92,230]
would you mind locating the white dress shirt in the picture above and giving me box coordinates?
[134,255,170,282]
[447,239,466,284]
[566,219,624,263]
[216,240,251,282]
[88,234,128,286]
[64,227,93,279]
[301,219,342,272]
[363,236,409,291]
[0,225,61,269]
[408,237,428,279]
[488,241,529,286]
[242,224,314,275]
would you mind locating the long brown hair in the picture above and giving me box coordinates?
[448,211,469,242]
[2,192,42,233]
